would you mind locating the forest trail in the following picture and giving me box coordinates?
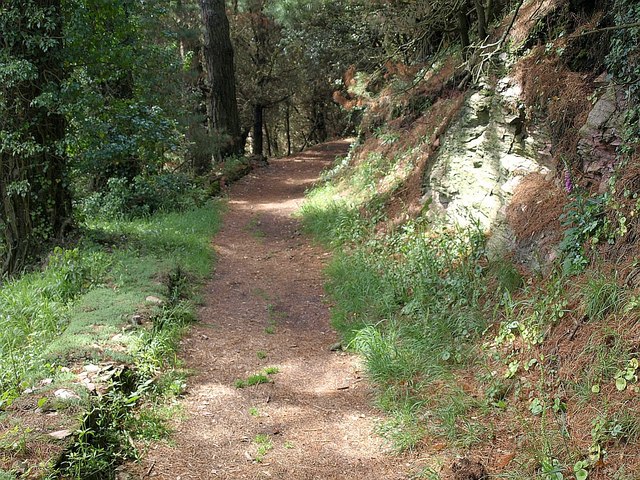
[134,140,409,479]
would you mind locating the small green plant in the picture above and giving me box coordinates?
[263,366,279,375]
[0,425,31,454]
[264,323,276,335]
[284,440,294,449]
[559,192,607,274]
[614,357,638,391]
[412,467,441,480]
[235,373,269,389]
[249,407,259,417]
[539,456,564,480]
[245,215,266,239]
[256,350,267,359]
[573,459,590,480]
[253,434,272,462]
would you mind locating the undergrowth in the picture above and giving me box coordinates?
[0,201,223,478]
[301,62,640,477]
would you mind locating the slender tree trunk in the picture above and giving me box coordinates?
[474,0,488,39]
[199,0,242,158]
[252,103,264,157]
[285,102,292,156]
[485,0,494,24]
[265,120,272,157]
[457,5,471,53]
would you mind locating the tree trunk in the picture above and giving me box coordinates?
[199,0,242,158]
[252,103,264,158]
[474,0,488,39]
[457,6,471,53]
[485,0,494,24]
[285,102,292,156]
[265,120,272,157]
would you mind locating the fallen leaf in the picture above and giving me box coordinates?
[496,452,516,469]
[432,442,447,451]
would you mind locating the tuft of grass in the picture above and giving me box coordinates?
[235,366,279,389]
[245,215,266,239]
[249,407,260,417]
[256,350,267,359]
[235,374,269,389]
[253,434,272,462]
[582,273,624,322]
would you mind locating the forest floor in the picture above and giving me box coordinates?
[127,140,414,479]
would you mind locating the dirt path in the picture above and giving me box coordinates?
[137,140,409,480]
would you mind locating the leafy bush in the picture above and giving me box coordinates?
[79,173,207,220]
[0,248,107,405]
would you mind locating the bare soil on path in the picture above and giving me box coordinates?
[136,140,411,480]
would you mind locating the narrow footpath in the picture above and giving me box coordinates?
[136,140,409,479]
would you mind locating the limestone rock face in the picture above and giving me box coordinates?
[423,77,551,255]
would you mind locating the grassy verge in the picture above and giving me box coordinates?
[301,135,639,478]
[0,201,223,478]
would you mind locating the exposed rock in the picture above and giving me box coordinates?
[424,77,550,258]
[577,84,626,191]
[54,389,80,400]
[145,295,164,305]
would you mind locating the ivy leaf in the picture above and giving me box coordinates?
[575,468,589,480]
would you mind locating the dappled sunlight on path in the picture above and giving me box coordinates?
[128,139,413,479]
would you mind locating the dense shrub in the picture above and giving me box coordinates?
[79,173,208,220]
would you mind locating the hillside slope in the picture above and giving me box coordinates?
[302,1,639,478]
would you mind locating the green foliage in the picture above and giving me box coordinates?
[0,0,71,274]
[606,1,640,102]
[235,367,279,389]
[50,373,143,479]
[62,0,187,184]
[79,173,207,220]
[606,0,640,155]
[559,192,607,274]
[253,434,273,462]
[235,374,269,389]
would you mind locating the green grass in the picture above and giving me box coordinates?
[245,215,266,239]
[235,367,280,389]
[582,273,624,322]
[0,201,224,477]
[253,434,273,462]
[300,118,640,468]
[235,374,269,389]
[256,350,267,359]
